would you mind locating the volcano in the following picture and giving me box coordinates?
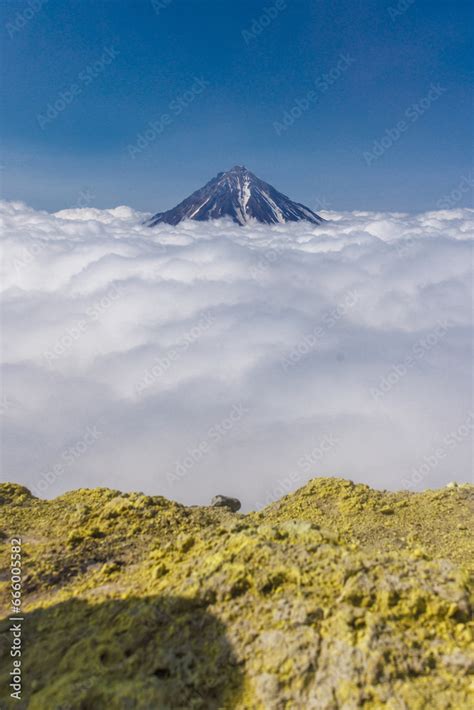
[147,166,324,227]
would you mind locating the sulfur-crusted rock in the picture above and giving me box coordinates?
[0,478,472,709]
[211,494,242,512]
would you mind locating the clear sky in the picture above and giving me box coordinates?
[1,0,472,212]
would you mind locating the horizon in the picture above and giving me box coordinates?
[5,159,474,218]
[1,0,473,213]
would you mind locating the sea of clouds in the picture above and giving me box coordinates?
[1,200,472,508]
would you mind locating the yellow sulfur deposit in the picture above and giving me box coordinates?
[0,477,473,708]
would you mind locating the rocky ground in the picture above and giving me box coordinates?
[0,477,472,709]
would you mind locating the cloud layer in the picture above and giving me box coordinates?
[1,201,472,508]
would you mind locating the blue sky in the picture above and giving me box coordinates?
[1,0,472,212]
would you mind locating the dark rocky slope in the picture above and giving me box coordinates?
[147,165,324,227]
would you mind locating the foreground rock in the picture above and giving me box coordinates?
[0,478,472,708]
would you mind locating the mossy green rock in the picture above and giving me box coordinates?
[0,478,473,708]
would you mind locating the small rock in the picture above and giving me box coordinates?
[211,495,241,512]
[152,562,168,579]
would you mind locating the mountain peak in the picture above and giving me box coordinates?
[147,166,324,227]
[227,165,250,175]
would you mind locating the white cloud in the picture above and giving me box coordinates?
[1,201,473,508]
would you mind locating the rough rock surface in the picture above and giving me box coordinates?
[0,477,472,709]
[211,495,242,512]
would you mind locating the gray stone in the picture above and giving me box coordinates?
[210,495,241,512]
